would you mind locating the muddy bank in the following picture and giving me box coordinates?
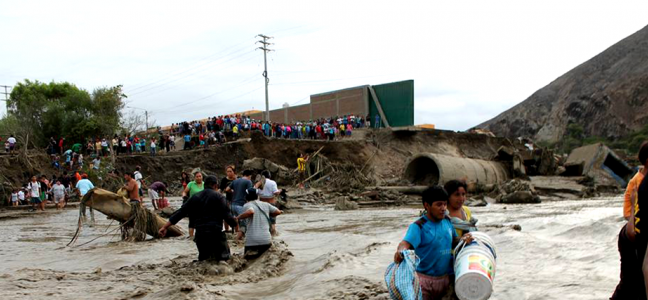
[0,129,515,201]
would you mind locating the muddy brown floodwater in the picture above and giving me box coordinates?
[0,195,626,300]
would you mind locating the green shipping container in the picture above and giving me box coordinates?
[368,80,414,127]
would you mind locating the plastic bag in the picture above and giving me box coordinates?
[384,250,423,300]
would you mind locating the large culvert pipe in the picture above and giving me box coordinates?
[404,153,509,186]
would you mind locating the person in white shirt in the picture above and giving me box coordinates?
[9,188,19,207]
[52,180,66,209]
[150,139,157,156]
[27,176,42,211]
[7,135,17,154]
[255,170,282,234]
[92,156,101,170]
[134,166,144,197]
[17,189,25,205]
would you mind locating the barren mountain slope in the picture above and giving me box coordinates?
[478,24,648,142]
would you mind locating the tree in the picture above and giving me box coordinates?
[5,80,125,148]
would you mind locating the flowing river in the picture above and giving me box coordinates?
[0,195,625,299]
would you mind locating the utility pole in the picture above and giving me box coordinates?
[0,85,10,115]
[256,34,273,122]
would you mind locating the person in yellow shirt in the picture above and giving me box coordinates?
[624,167,645,220]
[444,180,476,237]
[232,124,239,139]
[297,153,309,189]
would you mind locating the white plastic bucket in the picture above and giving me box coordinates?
[454,235,497,300]
[469,232,497,259]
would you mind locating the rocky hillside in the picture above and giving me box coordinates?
[478,24,648,143]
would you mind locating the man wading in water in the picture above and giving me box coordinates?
[123,172,141,205]
[159,175,238,261]
[237,187,282,259]
[394,186,473,300]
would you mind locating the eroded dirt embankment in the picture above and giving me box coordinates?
[0,129,511,199]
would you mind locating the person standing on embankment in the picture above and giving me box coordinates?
[297,153,309,189]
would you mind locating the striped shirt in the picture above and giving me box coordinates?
[243,200,277,246]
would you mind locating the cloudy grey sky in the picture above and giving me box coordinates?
[1,1,647,130]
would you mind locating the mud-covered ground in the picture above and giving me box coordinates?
[0,196,626,300]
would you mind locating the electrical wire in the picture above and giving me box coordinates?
[127,48,256,97]
[290,96,309,106]
[126,37,256,91]
[163,86,264,118]
[270,73,405,86]
[150,73,261,113]
[128,51,259,99]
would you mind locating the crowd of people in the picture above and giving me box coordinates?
[159,164,284,261]
[7,171,94,211]
[169,113,376,149]
[47,135,174,159]
[4,113,380,162]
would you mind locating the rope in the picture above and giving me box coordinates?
[68,214,137,248]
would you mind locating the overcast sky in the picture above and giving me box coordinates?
[1,1,647,130]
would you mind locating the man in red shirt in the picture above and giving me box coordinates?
[58,138,64,155]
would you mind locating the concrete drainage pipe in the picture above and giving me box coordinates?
[404,153,509,186]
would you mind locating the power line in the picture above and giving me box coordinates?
[270,58,383,76]
[128,50,258,100]
[150,73,260,113]
[126,37,256,91]
[256,34,273,121]
[290,96,309,106]
[167,86,264,118]
[127,48,256,97]
[270,73,406,86]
